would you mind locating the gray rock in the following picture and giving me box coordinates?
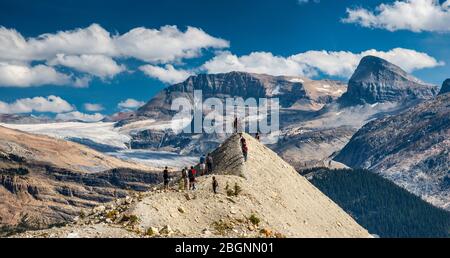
[159,225,173,235]
[93,205,106,214]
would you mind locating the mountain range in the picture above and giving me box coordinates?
[334,93,449,210]
[1,55,448,237]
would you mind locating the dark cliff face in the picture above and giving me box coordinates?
[137,72,304,118]
[339,56,438,106]
[0,157,160,234]
[0,144,160,234]
[439,79,450,95]
[136,71,345,119]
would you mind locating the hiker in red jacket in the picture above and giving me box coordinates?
[240,134,246,147]
[188,166,197,190]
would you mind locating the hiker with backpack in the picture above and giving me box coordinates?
[181,167,189,191]
[206,153,213,174]
[212,176,219,194]
[240,133,246,146]
[188,166,197,190]
[240,135,248,162]
[200,154,206,165]
[163,166,170,190]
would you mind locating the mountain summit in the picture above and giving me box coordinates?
[339,56,438,106]
[439,79,450,95]
[136,71,347,119]
[14,133,370,238]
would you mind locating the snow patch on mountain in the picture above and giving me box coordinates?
[1,122,130,150]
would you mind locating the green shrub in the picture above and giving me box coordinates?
[213,220,233,235]
[249,214,260,226]
[120,214,139,225]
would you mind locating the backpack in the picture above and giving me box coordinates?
[189,169,196,178]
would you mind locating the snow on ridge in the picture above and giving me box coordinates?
[1,122,131,149]
[108,149,198,169]
[288,78,304,83]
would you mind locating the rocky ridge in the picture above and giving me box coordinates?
[14,133,370,238]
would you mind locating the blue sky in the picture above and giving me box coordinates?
[0,0,449,120]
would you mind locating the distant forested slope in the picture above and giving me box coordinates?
[304,168,450,238]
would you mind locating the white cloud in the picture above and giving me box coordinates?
[0,24,228,63]
[0,95,74,114]
[203,51,312,77]
[0,63,72,87]
[56,111,104,122]
[202,48,443,78]
[73,76,91,88]
[0,24,228,86]
[0,95,105,122]
[118,99,146,109]
[290,51,358,77]
[84,103,104,112]
[342,0,450,32]
[139,64,193,84]
[48,54,125,79]
[115,25,229,63]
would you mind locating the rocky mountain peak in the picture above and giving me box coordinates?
[439,79,450,95]
[136,71,346,119]
[339,56,438,106]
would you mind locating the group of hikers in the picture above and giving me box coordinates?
[240,132,259,162]
[162,116,261,194]
[162,153,214,191]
